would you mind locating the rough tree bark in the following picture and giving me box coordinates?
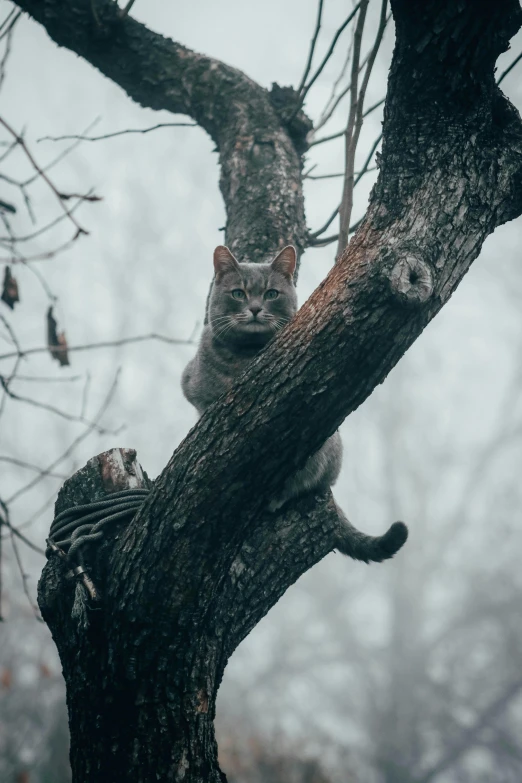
[14,0,522,781]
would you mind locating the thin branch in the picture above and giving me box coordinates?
[11,373,82,383]
[16,489,57,532]
[293,2,363,117]
[309,128,345,147]
[0,199,86,243]
[0,233,85,264]
[307,217,362,247]
[0,455,67,478]
[338,0,387,256]
[497,49,522,85]
[363,96,385,117]
[0,514,48,555]
[309,205,339,239]
[306,171,344,181]
[0,373,121,432]
[9,520,44,618]
[0,9,21,42]
[119,0,137,18]
[38,122,197,144]
[296,0,325,96]
[314,82,352,134]
[0,15,15,92]
[316,25,355,128]
[0,138,18,164]
[354,131,382,187]
[0,498,45,617]
[417,680,522,783]
[303,163,318,178]
[0,115,93,236]
[0,8,19,36]
[0,331,194,362]
[313,41,379,135]
[6,370,121,505]
[22,117,101,185]
[306,164,377,180]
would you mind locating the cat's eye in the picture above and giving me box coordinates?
[231,289,246,300]
[264,289,279,300]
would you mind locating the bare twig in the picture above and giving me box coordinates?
[0,233,85,264]
[307,217,362,247]
[22,117,101,185]
[0,15,15,92]
[0,456,67,479]
[80,371,91,418]
[353,131,382,187]
[119,0,137,18]
[497,50,522,85]
[0,116,94,236]
[303,163,318,179]
[417,680,522,783]
[0,138,18,164]
[306,171,344,181]
[0,497,44,617]
[0,513,49,553]
[6,370,121,504]
[306,164,377,181]
[0,8,19,36]
[0,199,86,243]
[337,0,387,256]
[309,129,345,147]
[9,521,44,619]
[363,96,385,118]
[296,0,325,96]
[0,331,194,362]
[313,38,380,134]
[16,490,57,532]
[0,373,120,432]
[38,122,197,143]
[292,2,363,117]
[10,373,82,383]
[314,82,352,134]
[316,27,355,129]
[0,9,21,42]
[309,205,340,239]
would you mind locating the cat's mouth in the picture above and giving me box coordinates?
[236,318,272,331]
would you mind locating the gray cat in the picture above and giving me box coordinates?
[182,245,408,561]
[182,244,342,510]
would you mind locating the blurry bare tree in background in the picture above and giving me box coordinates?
[1,0,522,781]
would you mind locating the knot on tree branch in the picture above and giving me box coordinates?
[388,254,433,306]
[269,83,313,156]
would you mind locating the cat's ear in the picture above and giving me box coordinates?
[271,245,296,278]
[213,246,239,277]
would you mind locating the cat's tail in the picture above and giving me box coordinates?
[334,504,408,563]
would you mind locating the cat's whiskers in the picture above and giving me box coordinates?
[212,316,237,341]
[210,315,235,327]
[273,316,290,332]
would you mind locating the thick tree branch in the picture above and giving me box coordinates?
[13,0,307,261]
[100,0,522,710]
[20,0,522,780]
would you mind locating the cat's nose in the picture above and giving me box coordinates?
[250,305,262,317]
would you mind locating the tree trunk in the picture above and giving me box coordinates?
[18,0,522,779]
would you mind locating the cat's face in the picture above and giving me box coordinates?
[209,245,298,348]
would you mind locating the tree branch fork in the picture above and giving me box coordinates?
[18,0,522,779]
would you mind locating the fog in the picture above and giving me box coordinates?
[1,1,522,781]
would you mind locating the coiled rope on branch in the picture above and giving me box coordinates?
[46,488,150,630]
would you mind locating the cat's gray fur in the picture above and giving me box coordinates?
[182,245,342,510]
[182,244,409,563]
